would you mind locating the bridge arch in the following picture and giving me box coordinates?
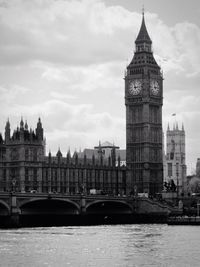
[86,200,133,214]
[19,198,80,215]
[0,200,10,215]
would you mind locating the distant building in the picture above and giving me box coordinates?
[163,123,187,195]
[78,141,126,167]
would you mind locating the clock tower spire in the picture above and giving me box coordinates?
[125,13,163,196]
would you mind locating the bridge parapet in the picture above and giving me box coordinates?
[135,197,176,215]
[0,193,178,227]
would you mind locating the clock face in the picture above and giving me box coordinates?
[150,79,160,95]
[128,80,142,95]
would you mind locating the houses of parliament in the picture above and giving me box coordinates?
[0,14,164,197]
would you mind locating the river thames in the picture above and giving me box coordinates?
[0,224,199,267]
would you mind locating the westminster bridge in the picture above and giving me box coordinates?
[0,192,178,227]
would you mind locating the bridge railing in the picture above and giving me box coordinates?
[0,180,127,197]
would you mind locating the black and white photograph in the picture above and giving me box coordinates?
[0,0,200,266]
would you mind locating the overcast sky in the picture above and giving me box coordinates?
[0,0,200,174]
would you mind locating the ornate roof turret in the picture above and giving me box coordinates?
[20,117,24,130]
[25,120,28,130]
[5,119,10,142]
[36,117,43,141]
[73,150,78,165]
[37,117,42,128]
[66,148,71,164]
[56,147,62,158]
[5,119,10,130]
[48,150,52,164]
[67,148,71,158]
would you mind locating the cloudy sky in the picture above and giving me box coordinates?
[0,0,200,174]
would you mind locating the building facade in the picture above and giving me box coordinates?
[0,119,126,195]
[163,123,187,195]
[125,13,163,196]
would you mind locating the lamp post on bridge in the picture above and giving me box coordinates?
[12,179,16,193]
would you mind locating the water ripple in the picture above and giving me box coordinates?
[0,225,200,266]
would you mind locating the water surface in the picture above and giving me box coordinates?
[0,224,199,266]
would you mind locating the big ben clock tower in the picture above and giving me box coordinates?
[125,12,163,196]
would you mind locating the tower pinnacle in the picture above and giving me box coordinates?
[135,12,152,46]
[142,5,144,16]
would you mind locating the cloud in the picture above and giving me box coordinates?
[0,0,137,66]
[42,61,123,92]
[0,84,29,101]
[0,0,199,78]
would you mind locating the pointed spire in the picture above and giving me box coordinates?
[56,147,62,157]
[48,150,52,164]
[66,148,71,165]
[67,148,71,158]
[20,117,24,130]
[176,122,178,130]
[5,118,11,142]
[36,117,43,141]
[182,123,184,131]
[5,118,10,129]
[0,132,3,144]
[37,117,42,128]
[135,12,152,45]
[73,150,78,165]
[25,120,28,130]
[142,5,144,16]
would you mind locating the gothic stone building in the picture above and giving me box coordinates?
[163,123,187,195]
[0,14,163,196]
[0,119,126,195]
